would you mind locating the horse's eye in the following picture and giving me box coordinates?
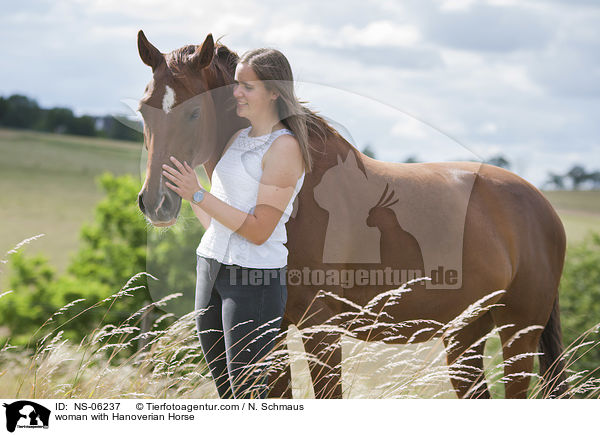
[189,109,201,120]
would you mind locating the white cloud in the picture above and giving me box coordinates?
[390,117,429,139]
[263,22,329,46]
[422,1,555,52]
[340,21,421,47]
[478,122,498,135]
[495,64,544,94]
[439,0,478,12]
[264,20,420,49]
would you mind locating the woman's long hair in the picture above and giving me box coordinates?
[238,48,331,173]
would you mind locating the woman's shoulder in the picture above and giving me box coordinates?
[231,127,249,143]
[263,133,304,174]
[271,130,299,147]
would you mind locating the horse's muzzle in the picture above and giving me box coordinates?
[138,190,181,226]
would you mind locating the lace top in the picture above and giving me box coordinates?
[196,126,305,268]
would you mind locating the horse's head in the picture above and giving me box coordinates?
[366,184,399,227]
[136,30,239,226]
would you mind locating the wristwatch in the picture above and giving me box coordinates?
[192,188,206,204]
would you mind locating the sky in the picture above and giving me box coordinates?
[1,0,599,186]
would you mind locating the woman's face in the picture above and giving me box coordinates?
[233,62,278,121]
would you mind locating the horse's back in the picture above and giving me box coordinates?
[371,159,566,287]
[403,160,565,251]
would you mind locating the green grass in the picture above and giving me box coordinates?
[0,128,142,284]
[560,213,600,245]
[542,190,600,244]
[543,190,600,215]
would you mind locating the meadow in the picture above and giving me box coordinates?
[543,190,600,243]
[0,128,141,281]
[1,127,599,398]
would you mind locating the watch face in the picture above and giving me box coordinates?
[193,190,204,203]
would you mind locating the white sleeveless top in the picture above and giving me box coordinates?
[196,126,305,268]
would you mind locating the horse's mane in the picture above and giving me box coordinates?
[213,37,238,85]
[165,40,236,89]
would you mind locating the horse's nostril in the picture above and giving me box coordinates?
[138,192,146,214]
[161,193,171,212]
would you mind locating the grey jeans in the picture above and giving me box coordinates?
[195,255,287,399]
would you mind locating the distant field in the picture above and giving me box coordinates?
[1,127,599,278]
[542,190,600,244]
[543,190,600,214]
[0,128,142,284]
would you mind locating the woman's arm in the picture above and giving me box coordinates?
[168,129,245,231]
[248,135,304,244]
[162,135,303,245]
[163,160,270,244]
[190,201,211,230]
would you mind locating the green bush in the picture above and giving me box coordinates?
[559,232,600,376]
[1,173,206,349]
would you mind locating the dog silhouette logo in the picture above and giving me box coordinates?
[3,401,51,432]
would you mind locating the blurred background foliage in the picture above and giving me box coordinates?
[1,173,205,350]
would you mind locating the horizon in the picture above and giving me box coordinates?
[1,90,597,191]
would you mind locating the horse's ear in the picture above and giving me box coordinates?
[190,33,215,70]
[138,30,164,70]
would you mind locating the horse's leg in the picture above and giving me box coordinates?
[443,311,495,398]
[490,286,548,399]
[302,330,343,399]
[495,324,543,399]
[267,320,293,398]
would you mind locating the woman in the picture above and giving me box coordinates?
[162,47,319,398]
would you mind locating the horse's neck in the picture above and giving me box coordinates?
[309,134,367,183]
[200,59,247,181]
[202,133,223,181]
[203,159,217,181]
[205,113,242,180]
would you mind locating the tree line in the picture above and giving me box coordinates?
[544,165,600,190]
[0,94,142,142]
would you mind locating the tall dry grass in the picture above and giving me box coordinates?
[1,238,599,399]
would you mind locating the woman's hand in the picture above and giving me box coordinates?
[162,156,201,203]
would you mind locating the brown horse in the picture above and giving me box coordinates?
[136,30,568,399]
